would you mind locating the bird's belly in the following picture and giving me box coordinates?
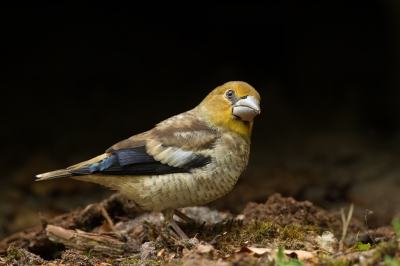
[115,170,240,211]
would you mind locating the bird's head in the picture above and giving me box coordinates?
[198,81,261,137]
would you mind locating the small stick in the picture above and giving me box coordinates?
[339,203,354,251]
[142,219,170,240]
[174,209,196,224]
[101,207,116,232]
[365,209,375,246]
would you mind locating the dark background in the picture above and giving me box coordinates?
[2,1,400,239]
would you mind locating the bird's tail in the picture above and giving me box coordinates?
[35,153,110,181]
[36,169,73,181]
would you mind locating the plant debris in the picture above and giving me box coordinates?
[1,193,399,265]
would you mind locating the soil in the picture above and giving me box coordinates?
[1,193,398,265]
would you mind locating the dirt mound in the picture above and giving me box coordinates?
[242,193,365,236]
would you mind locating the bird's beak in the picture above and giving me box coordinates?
[232,96,261,122]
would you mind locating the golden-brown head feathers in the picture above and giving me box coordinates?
[197,81,261,137]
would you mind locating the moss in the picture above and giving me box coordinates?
[187,219,318,256]
[119,257,165,266]
[323,241,399,266]
[373,241,398,258]
[120,257,141,265]
[372,241,398,262]
[325,258,351,266]
[6,246,24,262]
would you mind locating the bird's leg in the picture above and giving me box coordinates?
[174,209,196,224]
[162,209,189,239]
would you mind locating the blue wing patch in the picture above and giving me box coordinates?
[69,146,210,176]
[114,147,156,166]
[89,155,118,172]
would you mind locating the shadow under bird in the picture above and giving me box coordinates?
[36,81,261,238]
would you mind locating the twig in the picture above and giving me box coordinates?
[142,219,174,241]
[364,209,375,247]
[101,206,116,231]
[46,225,125,255]
[339,203,354,251]
[272,214,282,223]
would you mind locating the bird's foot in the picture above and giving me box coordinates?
[162,209,189,239]
[174,209,206,229]
[174,209,196,224]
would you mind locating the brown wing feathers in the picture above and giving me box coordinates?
[37,119,217,181]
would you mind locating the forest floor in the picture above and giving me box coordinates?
[1,193,399,265]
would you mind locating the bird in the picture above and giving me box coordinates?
[36,81,261,238]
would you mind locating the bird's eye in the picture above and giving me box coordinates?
[225,90,234,98]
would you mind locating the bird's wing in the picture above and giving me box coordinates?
[68,121,218,176]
